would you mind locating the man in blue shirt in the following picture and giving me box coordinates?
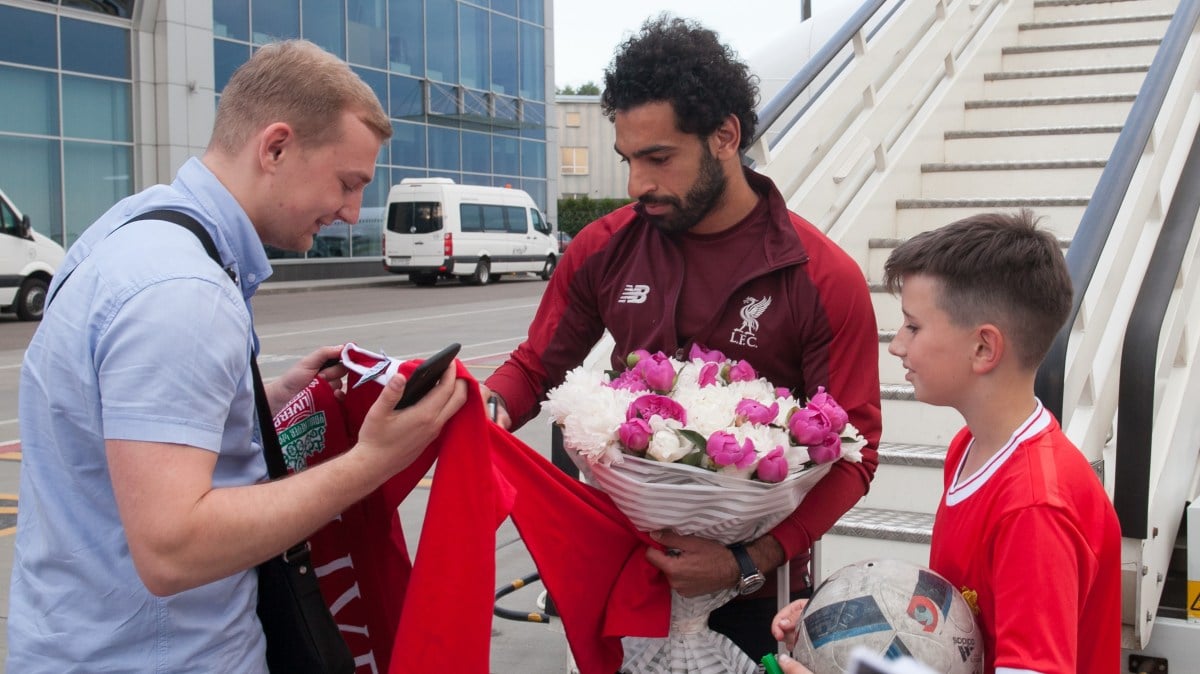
[8,39,468,672]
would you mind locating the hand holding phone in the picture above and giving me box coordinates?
[394,343,462,409]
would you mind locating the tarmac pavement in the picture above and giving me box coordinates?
[0,274,575,673]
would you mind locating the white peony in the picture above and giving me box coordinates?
[647,429,691,463]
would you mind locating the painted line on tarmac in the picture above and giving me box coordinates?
[260,303,540,339]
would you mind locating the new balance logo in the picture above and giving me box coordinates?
[618,284,650,304]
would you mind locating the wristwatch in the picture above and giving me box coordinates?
[728,542,766,595]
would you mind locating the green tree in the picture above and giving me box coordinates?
[576,81,600,95]
[556,196,630,234]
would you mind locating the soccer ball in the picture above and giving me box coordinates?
[793,559,983,673]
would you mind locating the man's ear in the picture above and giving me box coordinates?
[710,114,742,161]
[972,323,1004,374]
[258,122,294,173]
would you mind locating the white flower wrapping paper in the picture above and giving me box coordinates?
[568,451,835,674]
[546,348,866,674]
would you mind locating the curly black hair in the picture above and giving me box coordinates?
[601,14,760,151]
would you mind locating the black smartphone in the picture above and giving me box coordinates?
[394,343,462,409]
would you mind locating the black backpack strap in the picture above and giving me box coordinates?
[48,209,236,307]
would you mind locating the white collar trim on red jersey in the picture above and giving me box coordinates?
[945,400,1051,506]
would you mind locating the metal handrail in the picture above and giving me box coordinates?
[1034,0,1200,420]
[1114,125,1200,539]
[748,0,892,151]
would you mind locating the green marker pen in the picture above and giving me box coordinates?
[760,652,784,674]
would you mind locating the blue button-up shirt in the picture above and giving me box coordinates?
[9,158,275,672]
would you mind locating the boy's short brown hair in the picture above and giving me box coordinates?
[883,210,1072,370]
[209,39,391,154]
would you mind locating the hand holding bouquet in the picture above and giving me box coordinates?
[544,345,865,673]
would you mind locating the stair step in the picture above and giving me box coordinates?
[878,441,947,468]
[964,94,1137,129]
[894,199,1087,239]
[919,160,1105,199]
[945,125,1121,163]
[1016,13,1172,46]
[983,65,1148,98]
[1033,0,1181,22]
[1002,38,1159,69]
[921,159,1106,171]
[830,507,934,543]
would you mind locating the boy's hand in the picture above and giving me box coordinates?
[771,598,808,651]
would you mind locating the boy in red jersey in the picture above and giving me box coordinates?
[772,210,1121,673]
[882,210,1121,673]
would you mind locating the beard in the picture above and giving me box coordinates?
[638,148,727,233]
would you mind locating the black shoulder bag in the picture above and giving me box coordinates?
[52,210,354,674]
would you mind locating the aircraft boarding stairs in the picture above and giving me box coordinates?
[746,0,1200,662]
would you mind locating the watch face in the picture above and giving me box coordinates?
[738,573,766,595]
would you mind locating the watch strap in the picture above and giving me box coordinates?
[728,542,759,579]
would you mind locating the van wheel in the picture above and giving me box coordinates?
[539,256,556,281]
[16,277,48,321]
[469,259,491,285]
[411,272,438,287]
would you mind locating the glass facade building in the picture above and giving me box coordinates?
[0,0,554,271]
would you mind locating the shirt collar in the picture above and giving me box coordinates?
[172,158,274,299]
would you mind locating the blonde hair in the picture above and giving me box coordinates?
[209,39,392,154]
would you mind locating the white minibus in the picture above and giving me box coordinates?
[0,188,65,320]
[382,178,557,286]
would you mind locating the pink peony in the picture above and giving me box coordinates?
[706,431,757,469]
[608,369,649,392]
[688,343,726,363]
[755,446,789,483]
[627,394,687,425]
[809,432,843,464]
[698,362,720,387]
[808,386,849,433]
[635,353,676,392]
[727,359,757,383]
[775,387,791,399]
[788,407,831,445]
[735,399,779,425]
[617,418,652,452]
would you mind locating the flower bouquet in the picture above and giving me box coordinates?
[544,345,866,674]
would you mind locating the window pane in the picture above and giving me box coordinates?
[388,0,423,76]
[428,126,460,170]
[493,135,518,175]
[0,136,62,244]
[519,0,543,24]
[463,88,488,120]
[61,18,130,79]
[428,82,458,116]
[390,75,423,119]
[352,66,388,113]
[461,131,490,174]
[482,205,505,232]
[390,121,426,166]
[521,139,545,177]
[0,6,56,69]
[426,0,457,82]
[459,4,488,90]
[491,14,517,96]
[392,167,427,185]
[252,0,300,45]
[492,0,518,16]
[62,76,131,142]
[460,204,483,232]
[63,141,132,247]
[521,178,546,212]
[214,39,250,93]
[519,22,543,101]
[522,100,545,139]
[214,0,250,40]
[61,0,134,18]
[303,0,345,59]
[348,0,386,69]
[504,205,526,233]
[0,66,58,136]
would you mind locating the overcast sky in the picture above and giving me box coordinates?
[552,1,804,89]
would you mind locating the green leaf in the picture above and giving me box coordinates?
[678,450,705,467]
[677,429,708,451]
